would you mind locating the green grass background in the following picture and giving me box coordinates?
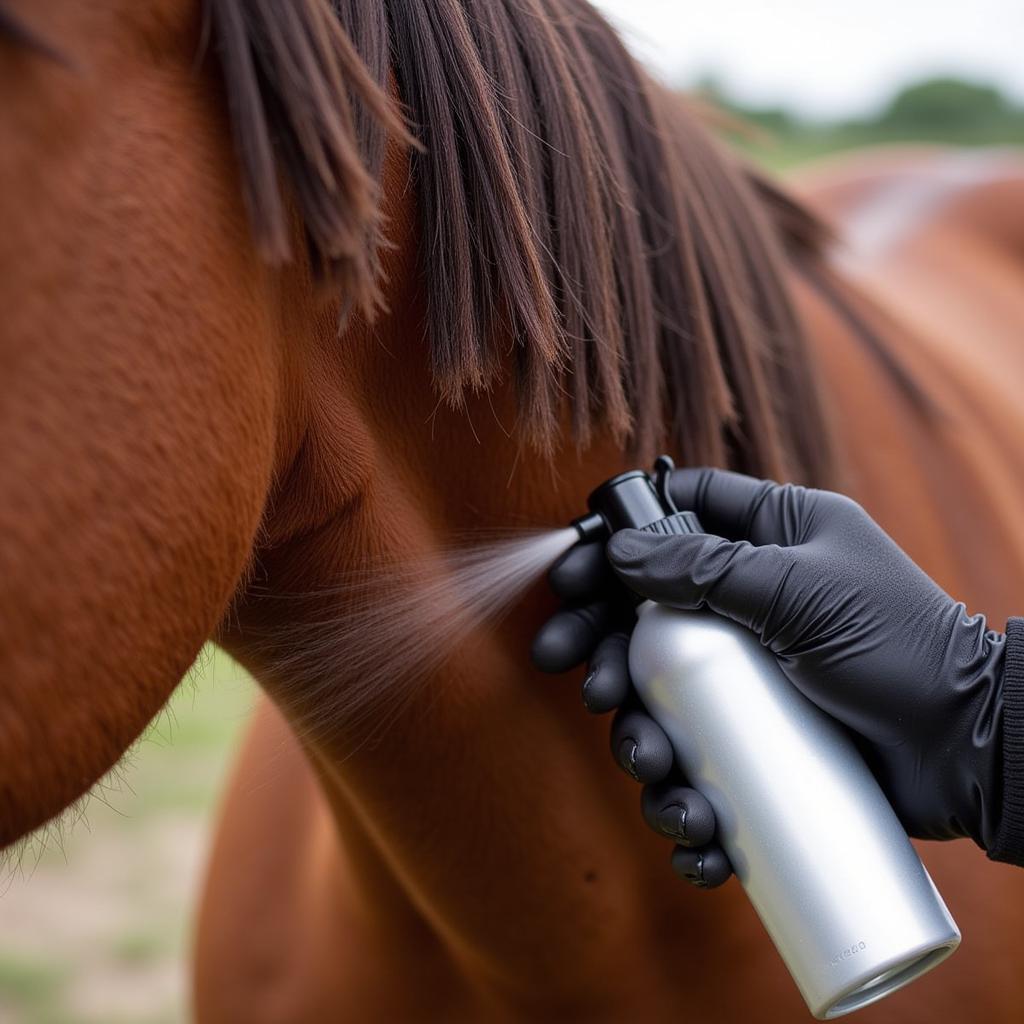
[0,650,254,1024]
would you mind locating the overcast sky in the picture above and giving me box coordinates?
[591,0,1024,119]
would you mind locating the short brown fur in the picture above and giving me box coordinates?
[6,2,1024,1023]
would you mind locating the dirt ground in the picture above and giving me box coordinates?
[0,650,255,1024]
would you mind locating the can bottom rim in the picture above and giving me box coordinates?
[821,942,959,1019]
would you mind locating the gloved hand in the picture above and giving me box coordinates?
[531,477,732,888]
[533,466,1011,886]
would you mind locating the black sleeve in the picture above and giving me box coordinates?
[989,617,1024,866]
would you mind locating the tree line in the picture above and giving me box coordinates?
[696,75,1024,164]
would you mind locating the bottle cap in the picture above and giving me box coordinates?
[640,510,705,535]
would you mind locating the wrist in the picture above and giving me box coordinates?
[988,617,1024,865]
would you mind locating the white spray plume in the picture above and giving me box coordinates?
[256,528,580,742]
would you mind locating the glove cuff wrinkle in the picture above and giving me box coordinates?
[989,617,1024,866]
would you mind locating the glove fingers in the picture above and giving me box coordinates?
[641,781,716,847]
[547,540,613,601]
[608,530,789,633]
[531,600,614,673]
[582,631,631,714]
[670,467,780,541]
[610,708,674,783]
[671,467,825,549]
[670,844,733,889]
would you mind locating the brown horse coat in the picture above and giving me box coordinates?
[2,2,1024,1021]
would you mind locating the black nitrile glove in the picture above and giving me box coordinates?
[534,466,1022,884]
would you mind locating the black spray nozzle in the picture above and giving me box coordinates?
[587,470,665,531]
[570,511,606,543]
[570,455,705,542]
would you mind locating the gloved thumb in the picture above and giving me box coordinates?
[606,528,793,636]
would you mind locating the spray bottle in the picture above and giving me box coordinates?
[569,457,960,1019]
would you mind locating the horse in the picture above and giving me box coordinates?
[2,1,1023,1021]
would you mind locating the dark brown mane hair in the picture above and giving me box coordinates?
[206,0,837,485]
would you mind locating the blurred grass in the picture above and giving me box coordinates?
[0,648,255,1024]
[738,126,1024,172]
[738,132,872,171]
[0,957,70,1023]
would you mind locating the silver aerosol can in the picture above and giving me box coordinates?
[571,462,960,1020]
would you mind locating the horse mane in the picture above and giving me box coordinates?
[206,0,838,485]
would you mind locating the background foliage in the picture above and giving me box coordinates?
[702,73,1024,167]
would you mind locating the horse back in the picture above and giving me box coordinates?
[799,147,1024,626]
[796,147,1024,1021]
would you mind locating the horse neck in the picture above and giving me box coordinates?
[218,296,712,1007]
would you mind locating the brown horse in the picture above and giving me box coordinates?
[2,1,1024,1021]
